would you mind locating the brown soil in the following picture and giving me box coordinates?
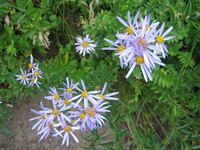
[0,95,112,150]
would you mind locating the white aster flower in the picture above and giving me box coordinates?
[37,121,60,142]
[75,34,97,56]
[71,101,111,131]
[53,121,80,146]
[102,38,131,68]
[117,10,140,35]
[32,68,43,79]
[41,102,71,124]
[27,54,38,71]
[94,82,119,102]
[59,77,79,99]
[28,77,41,88]
[126,54,153,82]
[15,69,30,85]
[116,16,160,52]
[70,80,100,108]
[82,101,111,131]
[44,87,62,104]
[58,98,77,112]
[29,108,49,131]
[155,23,176,58]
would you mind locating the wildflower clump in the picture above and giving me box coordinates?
[102,11,175,82]
[15,55,43,88]
[29,77,119,146]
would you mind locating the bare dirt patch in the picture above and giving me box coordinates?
[0,95,112,150]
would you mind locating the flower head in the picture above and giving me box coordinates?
[82,101,111,131]
[53,121,80,146]
[94,82,119,102]
[59,77,79,99]
[117,10,140,35]
[154,23,175,58]
[102,11,175,82]
[75,34,97,56]
[32,68,43,79]
[44,87,62,104]
[29,104,49,131]
[28,54,38,71]
[28,77,41,88]
[15,69,30,85]
[70,80,100,108]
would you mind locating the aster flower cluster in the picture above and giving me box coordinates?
[29,77,119,146]
[15,55,43,88]
[102,11,175,82]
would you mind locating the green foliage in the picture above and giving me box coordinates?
[0,0,200,150]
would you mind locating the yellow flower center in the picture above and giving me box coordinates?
[34,71,40,76]
[70,108,76,112]
[146,26,149,31]
[41,115,46,120]
[125,26,134,34]
[156,36,164,43]
[64,126,71,132]
[82,41,89,48]
[54,94,60,100]
[52,109,59,116]
[81,91,88,97]
[135,56,144,64]
[86,108,96,117]
[79,113,85,119]
[66,88,73,93]
[136,38,147,48]
[64,99,71,106]
[71,120,76,124]
[116,45,126,52]
[79,103,84,107]
[21,75,26,79]
[28,63,33,69]
[31,78,36,82]
[98,94,105,99]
